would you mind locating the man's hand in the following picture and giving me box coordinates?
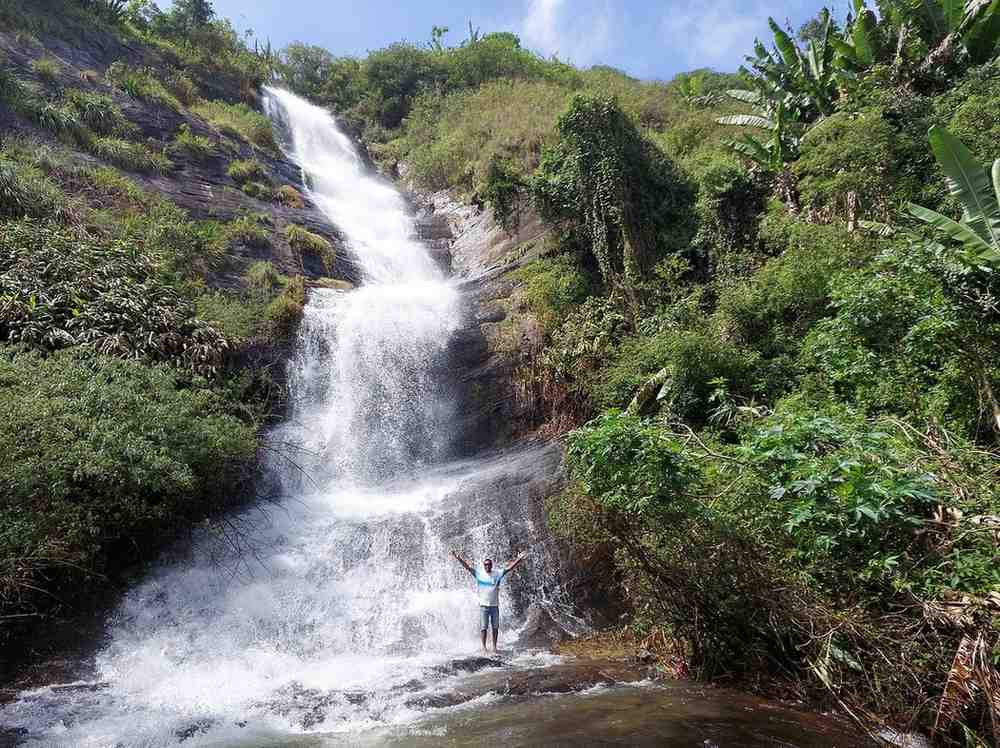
[506,550,528,572]
[450,549,474,575]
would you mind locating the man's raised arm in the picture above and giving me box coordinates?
[450,550,475,575]
[505,551,528,574]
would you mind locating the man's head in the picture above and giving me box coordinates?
[483,558,493,572]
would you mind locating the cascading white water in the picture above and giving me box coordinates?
[0,89,566,747]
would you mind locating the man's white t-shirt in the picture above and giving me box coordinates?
[476,568,507,607]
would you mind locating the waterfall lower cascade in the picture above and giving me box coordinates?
[0,89,572,747]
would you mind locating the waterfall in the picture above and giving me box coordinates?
[0,89,570,746]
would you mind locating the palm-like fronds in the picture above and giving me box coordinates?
[908,126,1000,268]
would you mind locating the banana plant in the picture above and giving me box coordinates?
[912,0,1000,68]
[908,125,1000,269]
[832,0,881,76]
[740,13,838,122]
[717,94,803,213]
[718,94,801,171]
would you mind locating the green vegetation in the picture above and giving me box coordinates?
[105,61,183,110]
[284,222,335,271]
[193,100,278,152]
[279,5,1000,741]
[0,0,314,650]
[0,347,255,628]
[170,123,216,161]
[29,56,60,82]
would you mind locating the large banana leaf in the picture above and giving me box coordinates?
[941,0,965,29]
[724,89,761,105]
[852,8,877,65]
[960,0,1000,63]
[920,0,948,36]
[717,114,774,129]
[908,203,995,258]
[928,125,1000,246]
[726,136,777,169]
[768,17,803,70]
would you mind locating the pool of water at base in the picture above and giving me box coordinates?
[192,681,870,748]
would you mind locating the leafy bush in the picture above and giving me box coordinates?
[510,253,591,333]
[91,136,172,173]
[0,220,227,374]
[284,223,334,271]
[29,57,60,83]
[802,240,999,436]
[0,347,255,624]
[793,108,918,222]
[532,95,695,297]
[193,100,277,152]
[170,123,215,161]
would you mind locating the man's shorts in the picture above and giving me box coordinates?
[480,605,499,631]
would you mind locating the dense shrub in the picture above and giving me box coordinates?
[0,347,255,623]
[793,108,919,223]
[400,80,567,192]
[532,95,695,298]
[510,253,591,333]
[0,220,227,374]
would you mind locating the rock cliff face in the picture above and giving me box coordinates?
[410,189,562,454]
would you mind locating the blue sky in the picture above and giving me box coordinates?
[196,0,838,81]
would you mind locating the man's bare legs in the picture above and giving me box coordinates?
[480,628,488,653]
[491,627,498,653]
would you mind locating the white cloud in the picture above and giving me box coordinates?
[662,1,772,69]
[520,0,614,67]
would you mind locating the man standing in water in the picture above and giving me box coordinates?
[450,550,527,653]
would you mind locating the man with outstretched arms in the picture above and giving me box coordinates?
[450,550,527,653]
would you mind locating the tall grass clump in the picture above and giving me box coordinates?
[193,100,277,152]
[105,61,183,110]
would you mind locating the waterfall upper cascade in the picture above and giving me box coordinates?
[0,88,569,746]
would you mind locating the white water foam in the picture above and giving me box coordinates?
[0,89,557,747]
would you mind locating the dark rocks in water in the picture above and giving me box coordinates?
[515,604,573,649]
[494,661,646,696]
[405,659,650,713]
[0,727,27,748]
[255,681,371,729]
[431,656,506,676]
[175,719,215,742]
